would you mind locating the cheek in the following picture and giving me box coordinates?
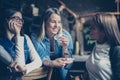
[47,23,54,28]
[46,24,53,31]
[46,26,53,34]
[90,31,99,39]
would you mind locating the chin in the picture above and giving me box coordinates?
[52,31,58,34]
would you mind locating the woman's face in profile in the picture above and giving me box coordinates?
[8,12,23,34]
[89,22,105,42]
[46,13,62,36]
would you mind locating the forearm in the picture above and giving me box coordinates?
[25,35,42,74]
[43,58,67,68]
[63,48,70,58]
[25,50,42,74]
[63,47,73,58]
[43,60,54,68]
[0,45,13,65]
[14,36,25,66]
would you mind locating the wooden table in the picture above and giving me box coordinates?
[73,55,90,62]
[22,67,50,80]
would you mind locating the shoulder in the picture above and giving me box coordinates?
[111,45,120,53]
[30,33,43,44]
[113,46,120,54]
[30,33,41,42]
[30,33,37,40]
[30,33,44,47]
[110,45,120,58]
[114,46,120,50]
[62,29,70,35]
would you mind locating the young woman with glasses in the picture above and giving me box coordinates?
[0,9,42,77]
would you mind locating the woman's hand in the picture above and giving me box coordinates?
[52,58,66,68]
[52,58,72,68]
[10,62,26,74]
[8,19,21,36]
[59,34,69,49]
[44,58,73,68]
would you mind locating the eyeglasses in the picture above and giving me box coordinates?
[10,16,24,24]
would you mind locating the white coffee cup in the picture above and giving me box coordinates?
[66,58,74,63]
[54,34,63,45]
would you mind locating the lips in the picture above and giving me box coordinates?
[52,28,58,32]
[17,24,22,29]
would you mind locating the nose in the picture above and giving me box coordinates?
[19,19,24,25]
[55,22,59,28]
[18,21,22,24]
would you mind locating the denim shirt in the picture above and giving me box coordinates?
[31,29,73,80]
[31,33,50,62]
[0,35,29,75]
[43,29,73,60]
[31,29,73,61]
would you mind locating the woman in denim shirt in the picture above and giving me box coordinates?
[31,8,73,80]
[0,9,42,76]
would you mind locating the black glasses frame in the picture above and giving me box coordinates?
[9,16,24,24]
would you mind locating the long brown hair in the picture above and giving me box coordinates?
[93,14,120,46]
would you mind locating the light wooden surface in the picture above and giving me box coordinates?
[73,55,89,62]
[22,67,49,80]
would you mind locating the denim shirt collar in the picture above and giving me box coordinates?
[43,36,50,42]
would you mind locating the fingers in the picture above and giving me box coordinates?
[59,58,67,61]
[10,62,17,68]
[57,58,70,67]
[54,58,73,68]
[8,20,15,31]
[9,62,18,72]
[53,58,66,68]
[58,58,73,65]
[10,62,19,72]
[59,35,69,47]
[8,20,21,35]
[14,63,22,72]
[10,62,26,72]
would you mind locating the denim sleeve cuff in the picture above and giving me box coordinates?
[43,56,50,61]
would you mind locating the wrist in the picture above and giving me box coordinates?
[63,48,69,54]
[50,61,54,68]
[63,48,69,58]
[15,33,20,36]
[22,65,27,75]
[15,30,20,36]
[44,60,54,68]
[22,69,27,75]
[64,48,68,52]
